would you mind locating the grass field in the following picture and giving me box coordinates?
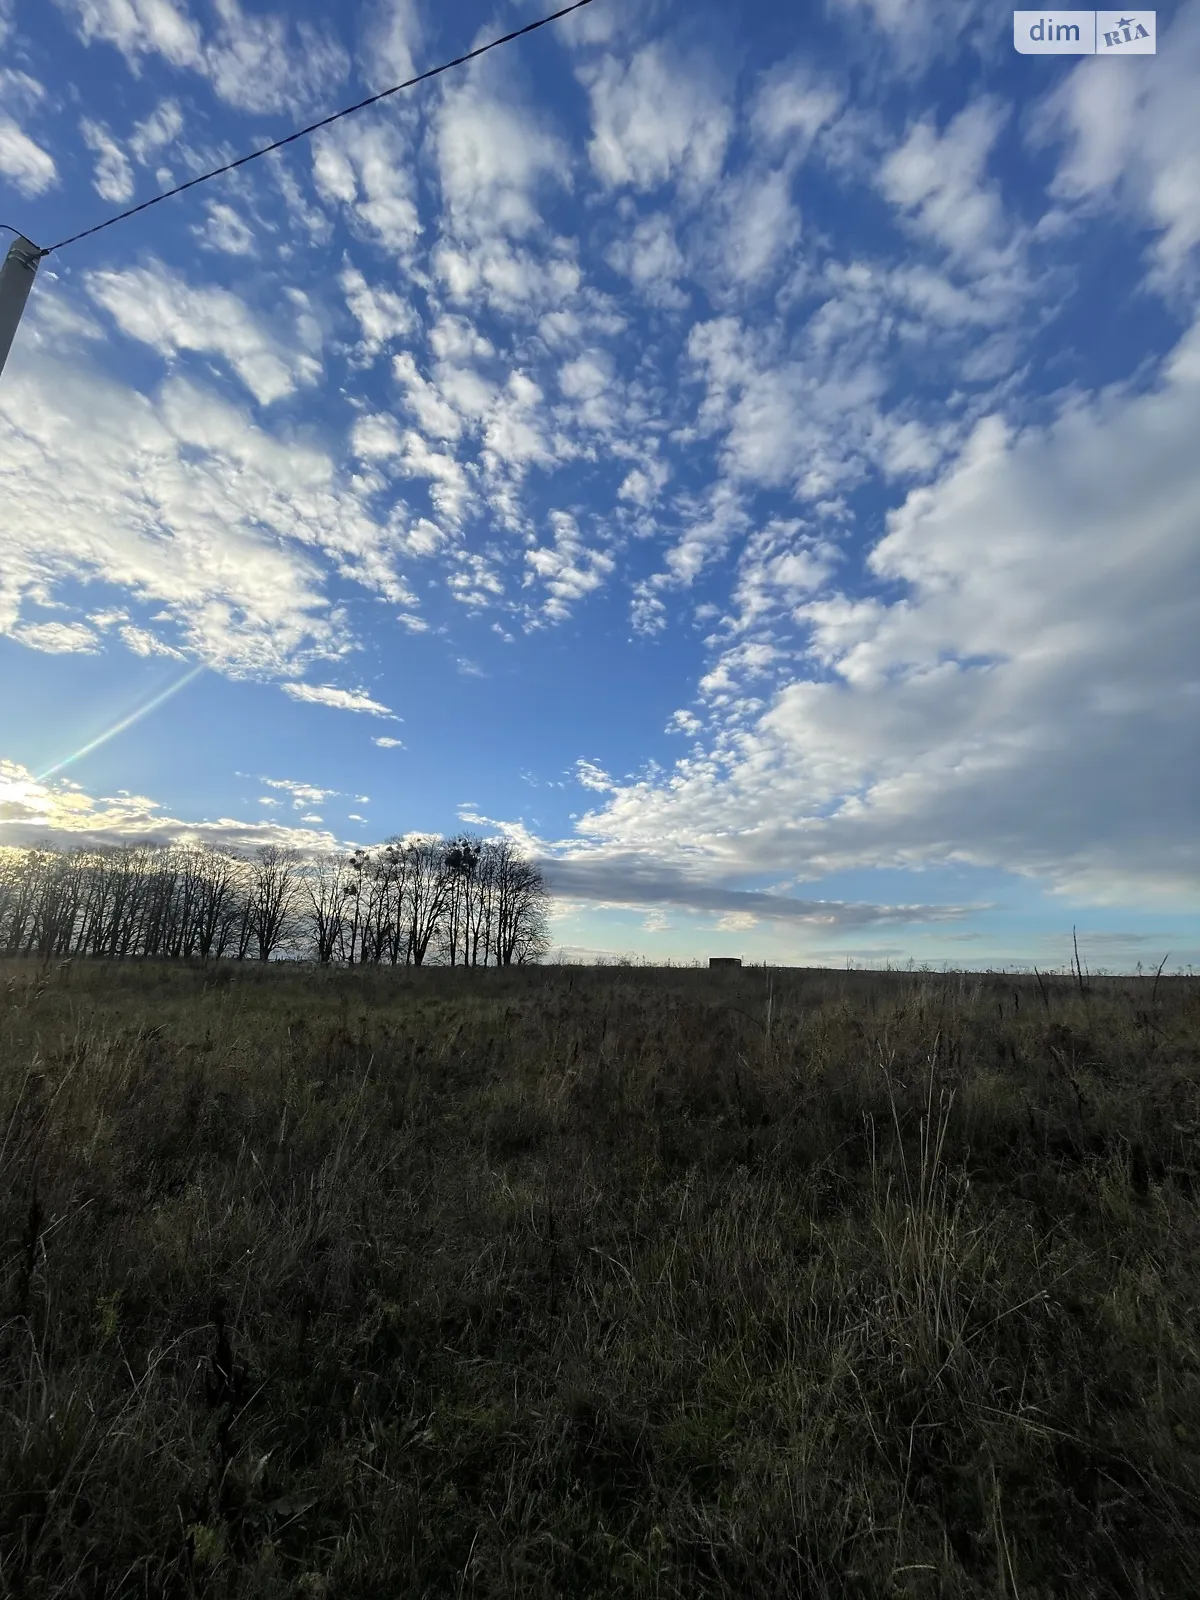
[2,954,1198,1597]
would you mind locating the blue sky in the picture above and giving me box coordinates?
[0,0,1197,973]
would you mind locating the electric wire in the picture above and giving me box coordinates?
[36,0,596,260]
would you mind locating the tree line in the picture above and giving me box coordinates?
[0,834,552,966]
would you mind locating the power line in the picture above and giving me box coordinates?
[38,0,597,259]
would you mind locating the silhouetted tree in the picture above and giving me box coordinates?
[0,828,551,967]
[194,847,244,961]
[404,837,451,966]
[439,834,483,966]
[248,845,300,962]
[489,840,551,966]
[301,851,347,965]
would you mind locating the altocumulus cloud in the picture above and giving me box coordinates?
[280,684,398,717]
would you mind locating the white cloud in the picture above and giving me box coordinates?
[479,371,554,529]
[0,68,46,108]
[429,314,493,364]
[262,776,339,807]
[447,550,504,608]
[193,200,255,256]
[878,98,1011,269]
[523,510,615,623]
[1029,6,1200,296]
[88,608,129,630]
[558,348,616,433]
[684,313,892,499]
[825,0,998,75]
[433,236,582,318]
[129,99,184,165]
[79,117,133,201]
[606,212,688,308]
[0,346,411,679]
[877,261,1015,329]
[340,263,415,361]
[359,413,471,519]
[723,520,841,636]
[618,457,669,507]
[12,621,99,653]
[435,72,570,240]
[698,639,783,703]
[0,115,57,196]
[351,412,406,460]
[396,430,474,525]
[360,0,422,91]
[312,120,420,256]
[396,515,451,559]
[392,352,464,441]
[120,623,185,658]
[85,262,318,405]
[712,165,800,287]
[373,735,404,748]
[749,57,844,157]
[559,308,1200,910]
[202,0,349,115]
[653,478,749,590]
[55,0,348,114]
[582,43,731,195]
[575,759,614,792]
[56,0,203,70]
[280,682,397,716]
[0,757,344,854]
[875,415,955,479]
[630,583,668,636]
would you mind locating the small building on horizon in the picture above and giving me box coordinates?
[709,957,742,969]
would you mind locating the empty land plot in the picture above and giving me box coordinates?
[2,956,1199,1598]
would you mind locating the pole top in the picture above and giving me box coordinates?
[4,234,42,267]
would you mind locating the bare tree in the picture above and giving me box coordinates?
[106,845,157,958]
[167,847,209,958]
[248,845,301,962]
[438,834,483,966]
[0,830,552,969]
[377,839,413,964]
[227,873,257,961]
[194,847,243,962]
[300,851,347,964]
[403,837,451,966]
[28,847,89,956]
[335,848,371,965]
[360,848,400,964]
[466,841,496,966]
[489,840,551,966]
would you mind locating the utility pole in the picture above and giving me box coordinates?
[0,234,41,380]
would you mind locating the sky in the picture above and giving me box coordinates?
[0,0,1197,974]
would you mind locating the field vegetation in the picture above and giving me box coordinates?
[2,950,1199,1597]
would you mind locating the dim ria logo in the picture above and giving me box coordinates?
[1014,11,1156,52]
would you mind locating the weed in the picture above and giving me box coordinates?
[0,957,1197,1596]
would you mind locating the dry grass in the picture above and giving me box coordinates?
[1,954,1199,1598]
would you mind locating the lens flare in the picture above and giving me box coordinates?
[36,661,206,783]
